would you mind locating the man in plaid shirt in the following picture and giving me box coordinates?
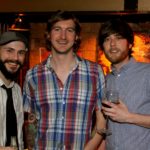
[23,11,105,150]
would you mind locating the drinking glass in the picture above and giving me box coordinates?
[97,90,119,136]
[106,90,119,104]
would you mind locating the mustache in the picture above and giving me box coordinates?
[110,48,118,51]
[4,60,22,66]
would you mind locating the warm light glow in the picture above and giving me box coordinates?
[9,13,30,31]
[133,34,150,63]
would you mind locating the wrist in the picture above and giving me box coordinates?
[96,128,106,136]
[125,112,134,124]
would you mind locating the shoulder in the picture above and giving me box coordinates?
[13,82,22,92]
[135,61,150,73]
[26,58,49,78]
[79,59,105,81]
[14,82,21,88]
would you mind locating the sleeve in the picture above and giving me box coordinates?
[23,71,35,113]
[96,64,106,111]
[14,84,24,150]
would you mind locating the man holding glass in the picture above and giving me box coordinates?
[97,18,150,150]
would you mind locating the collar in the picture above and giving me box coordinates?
[45,54,82,70]
[0,78,15,88]
[111,57,136,75]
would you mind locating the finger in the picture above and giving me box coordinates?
[109,101,122,109]
[103,111,116,117]
[102,100,111,105]
[101,106,111,112]
[102,107,116,115]
[102,102,112,109]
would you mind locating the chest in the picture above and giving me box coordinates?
[33,71,98,114]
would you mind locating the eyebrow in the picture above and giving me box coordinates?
[3,47,27,51]
[52,25,75,29]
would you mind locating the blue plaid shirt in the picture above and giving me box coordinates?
[23,55,105,150]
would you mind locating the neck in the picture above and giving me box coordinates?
[0,71,12,86]
[50,53,77,84]
[51,52,76,70]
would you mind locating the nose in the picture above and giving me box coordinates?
[12,51,19,60]
[110,38,116,47]
[60,30,66,39]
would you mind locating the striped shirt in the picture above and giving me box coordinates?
[0,79,24,150]
[106,57,150,150]
[23,55,105,150]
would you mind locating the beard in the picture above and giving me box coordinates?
[0,59,23,81]
[104,48,129,65]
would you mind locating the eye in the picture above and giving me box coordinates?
[104,37,110,42]
[52,27,61,32]
[67,28,75,33]
[18,50,26,56]
[116,35,124,40]
[6,48,14,53]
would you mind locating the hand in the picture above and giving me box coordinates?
[102,100,131,123]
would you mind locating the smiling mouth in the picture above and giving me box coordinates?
[8,62,18,66]
[110,52,117,54]
[7,63,19,70]
[110,48,118,52]
[57,39,68,44]
[110,47,120,52]
[58,42,67,45]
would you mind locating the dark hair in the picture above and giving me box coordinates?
[98,18,134,56]
[45,10,81,52]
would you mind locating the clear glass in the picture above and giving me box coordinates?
[106,90,119,104]
[97,90,119,136]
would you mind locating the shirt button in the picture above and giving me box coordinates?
[117,74,120,77]
[60,87,63,91]
[63,101,65,104]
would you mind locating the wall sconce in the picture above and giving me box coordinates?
[9,13,30,31]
